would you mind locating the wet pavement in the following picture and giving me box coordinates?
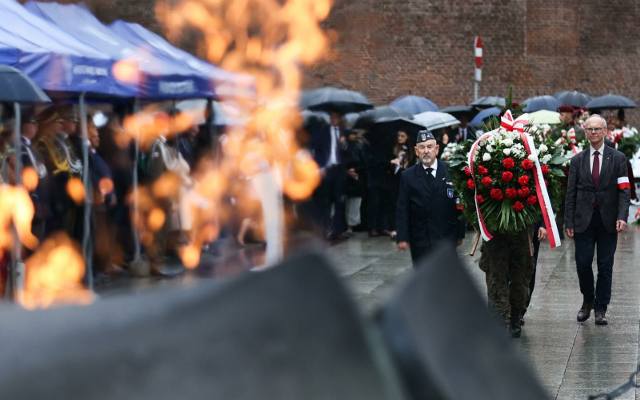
[326,216,640,400]
[95,210,640,400]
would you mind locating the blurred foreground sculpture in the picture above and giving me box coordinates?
[0,245,549,399]
[378,244,550,399]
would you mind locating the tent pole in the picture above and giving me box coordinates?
[79,93,93,290]
[132,98,142,262]
[9,102,24,300]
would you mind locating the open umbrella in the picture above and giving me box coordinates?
[301,87,373,114]
[352,105,412,129]
[586,94,637,110]
[469,106,501,127]
[522,95,560,113]
[470,96,505,108]
[553,90,592,108]
[413,111,459,131]
[390,95,438,115]
[0,65,50,102]
[520,110,561,125]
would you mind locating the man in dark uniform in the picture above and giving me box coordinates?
[396,130,463,266]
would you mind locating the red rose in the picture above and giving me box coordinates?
[505,188,518,199]
[464,166,471,176]
[502,157,515,169]
[467,179,475,189]
[526,195,538,206]
[475,194,485,204]
[478,165,489,175]
[512,201,525,212]
[518,187,530,198]
[518,175,530,186]
[481,176,493,187]
[541,165,550,175]
[521,159,534,170]
[501,171,514,183]
[490,188,504,201]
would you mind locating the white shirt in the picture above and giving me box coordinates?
[589,144,604,174]
[458,127,468,141]
[326,125,340,167]
[422,160,438,178]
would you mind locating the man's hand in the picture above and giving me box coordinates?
[616,220,627,232]
[565,228,574,238]
[538,227,547,241]
[397,241,409,251]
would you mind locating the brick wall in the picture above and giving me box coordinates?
[29,0,640,120]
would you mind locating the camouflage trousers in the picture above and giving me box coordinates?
[479,230,533,324]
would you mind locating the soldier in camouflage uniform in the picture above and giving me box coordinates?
[479,229,533,338]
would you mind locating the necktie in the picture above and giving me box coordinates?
[592,150,600,188]
[425,167,434,180]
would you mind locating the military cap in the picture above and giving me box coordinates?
[416,129,435,144]
[36,106,62,124]
[57,104,79,122]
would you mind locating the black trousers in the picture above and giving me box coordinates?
[313,165,347,236]
[574,209,618,312]
[409,244,431,268]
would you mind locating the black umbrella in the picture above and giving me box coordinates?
[470,96,506,108]
[301,86,373,114]
[352,105,411,129]
[586,94,637,110]
[522,95,560,112]
[553,90,592,108]
[439,105,477,120]
[0,65,50,103]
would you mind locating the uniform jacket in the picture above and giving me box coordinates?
[396,160,462,247]
[564,144,630,233]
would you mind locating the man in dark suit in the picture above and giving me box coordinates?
[309,112,349,240]
[396,130,463,266]
[565,114,630,326]
[453,114,476,143]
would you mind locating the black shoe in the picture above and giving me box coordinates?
[577,302,593,322]
[595,311,608,326]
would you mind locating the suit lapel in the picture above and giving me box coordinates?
[599,145,614,187]
[581,149,593,186]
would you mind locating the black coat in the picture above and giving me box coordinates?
[396,160,462,248]
[564,145,630,233]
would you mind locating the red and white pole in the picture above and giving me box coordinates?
[473,36,483,101]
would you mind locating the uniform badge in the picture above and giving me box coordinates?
[447,188,454,199]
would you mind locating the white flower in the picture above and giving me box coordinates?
[482,153,491,161]
[502,138,514,147]
[538,144,548,154]
[486,145,494,153]
[528,154,538,161]
[541,154,552,164]
[503,148,512,156]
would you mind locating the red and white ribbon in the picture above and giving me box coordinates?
[618,176,631,190]
[468,110,561,248]
[519,132,561,248]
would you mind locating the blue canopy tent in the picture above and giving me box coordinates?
[108,19,255,100]
[0,1,135,97]
[24,1,216,100]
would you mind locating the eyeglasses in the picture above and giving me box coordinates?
[585,127,604,133]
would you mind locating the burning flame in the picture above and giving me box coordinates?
[22,167,39,193]
[113,59,141,85]
[17,233,93,310]
[0,184,38,251]
[110,0,332,270]
[66,177,85,205]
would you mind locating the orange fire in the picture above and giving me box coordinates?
[0,184,38,251]
[17,233,93,310]
[66,177,85,205]
[113,59,141,85]
[116,0,332,268]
